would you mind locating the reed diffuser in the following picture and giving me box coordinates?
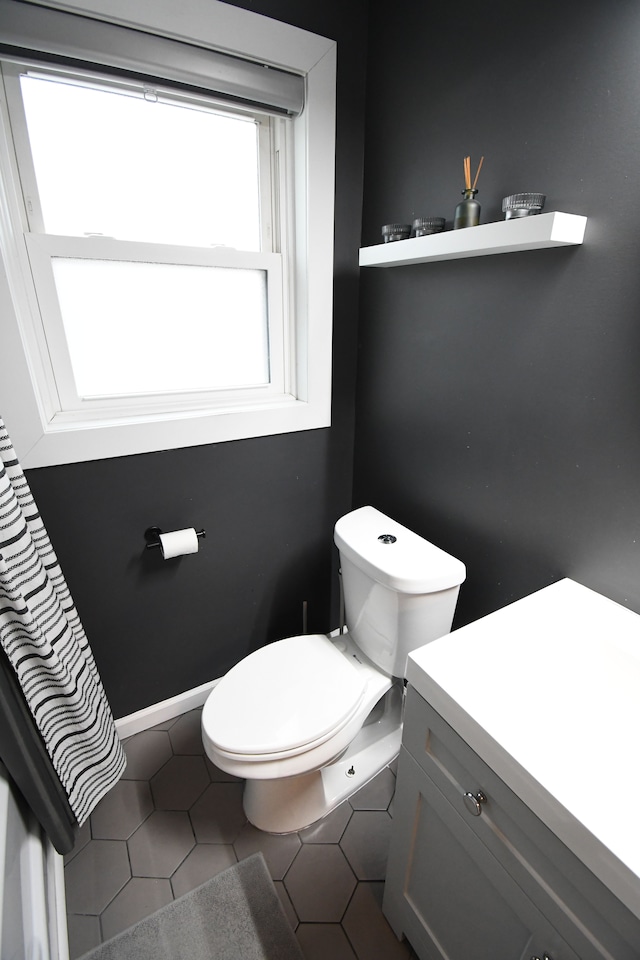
[454,155,484,229]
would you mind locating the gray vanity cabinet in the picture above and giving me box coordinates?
[383,686,640,960]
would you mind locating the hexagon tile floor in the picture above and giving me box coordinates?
[64,707,417,960]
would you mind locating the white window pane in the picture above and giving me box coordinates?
[20,76,261,250]
[51,258,270,397]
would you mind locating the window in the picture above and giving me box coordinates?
[0,0,336,466]
[5,63,286,416]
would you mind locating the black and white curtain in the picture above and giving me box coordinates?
[0,416,125,852]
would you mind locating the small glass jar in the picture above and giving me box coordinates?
[502,193,546,219]
[412,217,445,237]
[381,223,411,242]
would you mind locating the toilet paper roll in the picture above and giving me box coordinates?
[159,528,199,559]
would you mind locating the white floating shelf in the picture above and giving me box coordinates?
[359,211,587,268]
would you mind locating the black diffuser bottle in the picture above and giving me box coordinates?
[454,156,484,229]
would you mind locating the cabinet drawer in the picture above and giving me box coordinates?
[402,685,640,960]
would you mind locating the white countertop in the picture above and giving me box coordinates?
[407,578,640,921]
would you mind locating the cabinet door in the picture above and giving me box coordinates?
[401,686,640,960]
[383,747,579,960]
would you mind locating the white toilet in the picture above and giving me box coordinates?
[201,505,466,833]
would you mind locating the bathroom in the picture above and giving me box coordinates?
[1,0,639,957]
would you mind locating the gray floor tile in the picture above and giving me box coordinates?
[170,843,237,899]
[341,810,392,880]
[234,821,301,880]
[150,754,210,809]
[100,877,173,941]
[66,913,101,959]
[168,708,204,754]
[342,882,414,960]
[205,755,242,781]
[297,923,359,960]
[64,839,130,915]
[91,778,153,839]
[274,880,299,929]
[189,781,246,843]
[65,705,403,960]
[149,717,179,731]
[349,767,396,810]
[64,816,91,865]
[284,844,356,922]
[128,810,195,877]
[121,729,173,780]
[299,800,352,843]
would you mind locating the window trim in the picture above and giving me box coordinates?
[0,0,336,467]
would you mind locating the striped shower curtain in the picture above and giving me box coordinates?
[0,417,125,845]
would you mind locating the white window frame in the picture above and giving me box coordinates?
[0,0,336,467]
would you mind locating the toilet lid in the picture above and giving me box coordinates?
[205,634,367,756]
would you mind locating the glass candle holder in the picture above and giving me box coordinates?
[382,223,412,242]
[502,193,546,219]
[412,217,445,237]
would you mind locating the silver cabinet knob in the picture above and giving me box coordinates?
[463,790,487,816]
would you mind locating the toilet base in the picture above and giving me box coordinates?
[242,683,403,834]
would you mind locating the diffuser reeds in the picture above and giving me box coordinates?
[464,155,484,191]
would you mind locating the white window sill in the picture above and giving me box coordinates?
[23,396,329,467]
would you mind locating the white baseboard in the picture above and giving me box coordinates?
[115,678,220,740]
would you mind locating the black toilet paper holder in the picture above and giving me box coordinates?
[144,526,206,549]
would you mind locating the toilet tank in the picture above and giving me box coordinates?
[334,506,466,678]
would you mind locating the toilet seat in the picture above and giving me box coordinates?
[203,634,367,761]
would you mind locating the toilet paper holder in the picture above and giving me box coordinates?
[144,526,206,549]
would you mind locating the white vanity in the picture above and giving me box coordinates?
[383,578,640,960]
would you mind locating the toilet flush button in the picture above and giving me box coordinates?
[378,534,397,544]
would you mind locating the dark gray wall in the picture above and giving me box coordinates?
[25,0,368,719]
[356,0,640,625]
[23,0,640,718]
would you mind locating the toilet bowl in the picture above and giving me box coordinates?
[202,505,465,833]
[202,632,404,832]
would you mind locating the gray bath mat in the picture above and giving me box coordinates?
[79,853,303,960]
